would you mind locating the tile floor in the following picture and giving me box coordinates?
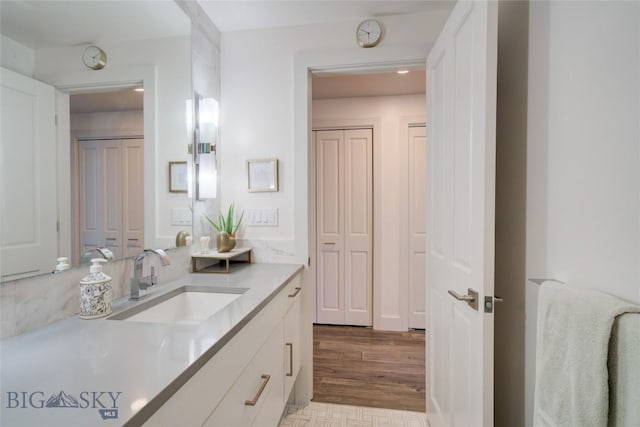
[279,402,428,427]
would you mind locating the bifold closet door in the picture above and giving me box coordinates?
[315,129,372,326]
[79,138,144,261]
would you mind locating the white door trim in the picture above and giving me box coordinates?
[43,65,157,253]
[295,44,430,404]
[400,117,427,330]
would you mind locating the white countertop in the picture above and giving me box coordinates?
[0,263,303,426]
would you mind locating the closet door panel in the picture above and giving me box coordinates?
[344,129,373,326]
[409,126,427,329]
[316,130,345,324]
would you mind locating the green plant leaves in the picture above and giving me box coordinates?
[202,203,244,235]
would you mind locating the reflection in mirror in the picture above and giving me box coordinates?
[0,1,192,282]
[72,88,145,265]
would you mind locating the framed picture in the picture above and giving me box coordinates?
[247,158,279,192]
[169,161,188,193]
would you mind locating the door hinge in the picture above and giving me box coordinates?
[308,257,311,267]
[54,114,58,126]
[56,221,60,232]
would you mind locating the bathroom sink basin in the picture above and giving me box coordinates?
[109,285,248,325]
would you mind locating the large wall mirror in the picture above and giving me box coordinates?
[0,1,193,282]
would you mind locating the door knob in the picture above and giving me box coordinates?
[448,288,478,311]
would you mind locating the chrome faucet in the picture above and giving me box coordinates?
[129,249,170,301]
[80,247,115,265]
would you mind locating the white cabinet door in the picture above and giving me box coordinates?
[316,129,373,326]
[0,67,57,280]
[426,1,498,426]
[408,126,427,329]
[284,297,301,400]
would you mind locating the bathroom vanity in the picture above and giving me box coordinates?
[0,263,305,427]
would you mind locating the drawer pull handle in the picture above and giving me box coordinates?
[244,374,270,406]
[288,287,302,298]
[286,343,293,377]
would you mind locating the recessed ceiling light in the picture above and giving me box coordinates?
[397,70,410,75]
[134,87,144,92]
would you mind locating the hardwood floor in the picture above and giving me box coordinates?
[313,324,426,412]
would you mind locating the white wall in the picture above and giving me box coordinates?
[219,10,450,263]
[525,1,640,425]
[312,95,425,331]
[0,35,34,76]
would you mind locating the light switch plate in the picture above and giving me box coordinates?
[171,208,192,225]
[246,208,278,226]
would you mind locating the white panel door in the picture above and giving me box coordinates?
[316,130,344,324]
[103,140,123,258]
[316,129,372,326]
[426,1,498,427]
[79,138,144,261]
[0,68,57,280]
[408,125,427,329]
[122,139,144,258]
[79,140,104,257]
[343,129,373,325]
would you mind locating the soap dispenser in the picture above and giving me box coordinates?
[79,258,113,319]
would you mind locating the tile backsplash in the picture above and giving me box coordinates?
[0,246,192,339]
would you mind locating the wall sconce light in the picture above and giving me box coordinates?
[193,94,218,200]
[185,99,194,199]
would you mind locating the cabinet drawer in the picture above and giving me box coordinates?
[203,324,284,427]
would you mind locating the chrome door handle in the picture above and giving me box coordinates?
[494,296,504,302]
[448,288,478,310]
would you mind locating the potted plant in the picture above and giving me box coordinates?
[202,203,244,252]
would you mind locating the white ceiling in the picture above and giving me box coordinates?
[197,0,453,32]
[0,0,190,49]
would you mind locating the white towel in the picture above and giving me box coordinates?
[608,313,640,427]
[533,281,640,427]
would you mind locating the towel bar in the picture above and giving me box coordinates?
[528,278,565,285]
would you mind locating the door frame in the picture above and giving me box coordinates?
[42,66,156,264]
[311,122,378,327]
[293,45,429,403]
[400,118,427,330]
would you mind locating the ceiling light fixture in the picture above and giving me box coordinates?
[134,87,144,92]
[397,70,410,75]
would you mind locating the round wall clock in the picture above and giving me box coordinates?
[356,19,383,48]
[82,45,107,70]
